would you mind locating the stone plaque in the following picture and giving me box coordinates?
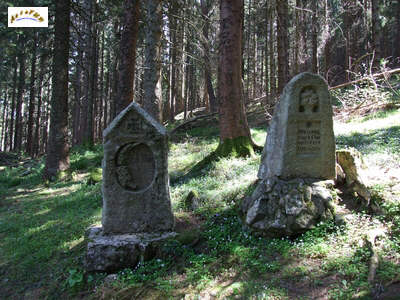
[116,143,156,192]
[296,121,321,154]
[101,102,174,234]
[258,72,335,180]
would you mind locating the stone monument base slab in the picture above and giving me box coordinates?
[85,227,176,272]
[241,177,335,238]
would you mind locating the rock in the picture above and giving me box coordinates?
[184,190,200,211]
[335,162,346,185]
[336,148,371,205]
[241,177,335,238]
[258,72,336,180]
[85,227,176,272]
[101,102,174,234]
[243,73,336,237]
[104,274,118,284]
[85,102,176,272]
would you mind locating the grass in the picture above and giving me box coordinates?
[0,108,399,299]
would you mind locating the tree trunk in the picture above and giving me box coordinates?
[116,0,140,115]
[371,0,381,68]
[26,33,38,156]
[14,44,25,152]
[1,88,8,151]
[83,0,97,147]
[201,0,218,113]
[111,22,120,120]
[44,0,70,180]
[98,30,105,141]
[312,0,318,73]
[269,2,276,100]
[168,3,177,122]
[103,47,111,130]
[397,0,400,66]
[264,2,269,97]
[33,51,47,157]
[276,0,289,94]
[72,35,83,146]
[143,0,163,122]
[8,57,17,152]
[217,0,254,157]
[41,82,51,155]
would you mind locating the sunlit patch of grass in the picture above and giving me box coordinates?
[0,155,103,297]
[1,107,399,299]
[334,108,400,137]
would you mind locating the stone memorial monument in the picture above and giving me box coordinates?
[85,102,175,272]
[242,73,336,237]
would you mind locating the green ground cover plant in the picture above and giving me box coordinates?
[0,106,399,299]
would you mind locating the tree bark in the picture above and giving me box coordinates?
[217,0,254,157]
[201,0,218,113]
[311,0,318,74]
[33,51,47,157]
[264,2,269,97]
[371,0,381,67]
[8,57,17,152]
[276,0,289,94]
[26,33,38,156]
[116,0,140,115]
[44,0,70,180]
[14,43,25,152]
[143,0,163,122]
[1,88,8,151]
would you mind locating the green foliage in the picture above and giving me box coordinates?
[1,108,400,298]
[66,269,84,289]
[70,144,103,172]
[336,126,400,156]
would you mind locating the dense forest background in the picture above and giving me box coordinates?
[0,0,399,156]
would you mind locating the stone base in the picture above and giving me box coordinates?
[84,226,176,272]
[241,176,335,238]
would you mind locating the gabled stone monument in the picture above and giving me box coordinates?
[242,73,336,237]
[85,102,175,272]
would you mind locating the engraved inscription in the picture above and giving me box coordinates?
[115,143,155,192]
[299,86,319,113]
[126,117,142,132]
[296,121,321,154]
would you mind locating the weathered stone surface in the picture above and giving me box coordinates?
[241,177,335,238]
[85,226,176,272]
[102,102,174,234]
[335,162,346,185]
[258,72,336,180]
[336,148,371,204]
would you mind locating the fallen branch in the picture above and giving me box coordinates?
[169,112,218,136]
[364,228,385,284]
[329,68,400,90]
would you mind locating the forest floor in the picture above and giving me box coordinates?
[0,107,400,299]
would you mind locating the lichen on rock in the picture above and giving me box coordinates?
[241,177,335,238]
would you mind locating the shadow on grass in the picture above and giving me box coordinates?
[170,126,220,143]
[113,207,377,299]
[0,176,102,298]
[336,125,400,155]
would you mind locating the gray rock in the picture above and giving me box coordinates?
[258,72,336,180]
[85,102,176,272]
[336,148,371,204]
[85,227,176,272]
[241,177,335,238]
[102,102,174,234]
